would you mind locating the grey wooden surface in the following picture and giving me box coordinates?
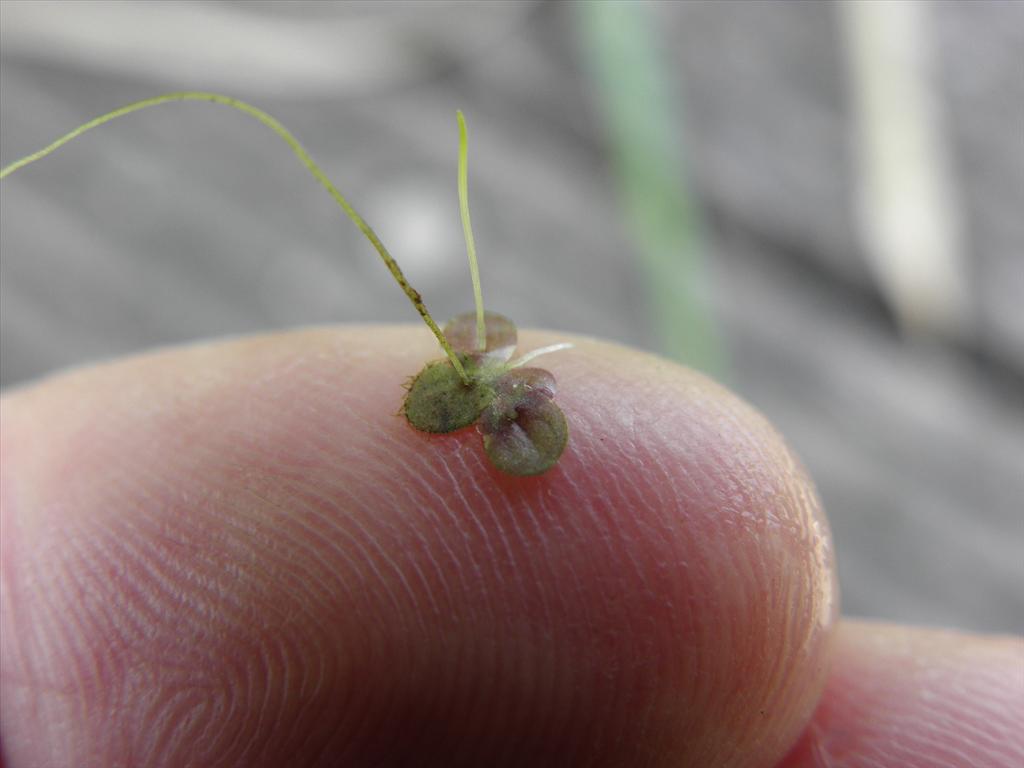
[1,1,1021,634]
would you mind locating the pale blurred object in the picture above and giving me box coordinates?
[577,0,722,375]
[841,0,969,338]
[0,0,533,96]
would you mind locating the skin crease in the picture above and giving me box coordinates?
[0,324,832,767]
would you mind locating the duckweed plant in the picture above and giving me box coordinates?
[0,93,571,476]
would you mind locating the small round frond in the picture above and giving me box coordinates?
[444,311,517,362]
[477,366,567,476]
[404,359,494,434]
[480,396,568,477]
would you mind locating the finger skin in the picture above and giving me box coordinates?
[1,326,837,767]
[777,620,1024,768]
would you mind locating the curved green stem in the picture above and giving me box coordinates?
[0,91,470,383]
[456,110,486,352]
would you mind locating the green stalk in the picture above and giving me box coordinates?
[0,91,470,383]
[456,110,486,352]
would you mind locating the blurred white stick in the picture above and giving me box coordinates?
[841,0,968,337]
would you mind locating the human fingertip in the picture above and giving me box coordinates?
[1,327,837,767]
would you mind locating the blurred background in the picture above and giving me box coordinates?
[1,0,1021,634]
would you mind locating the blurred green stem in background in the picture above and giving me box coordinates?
[577,0,724,377]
